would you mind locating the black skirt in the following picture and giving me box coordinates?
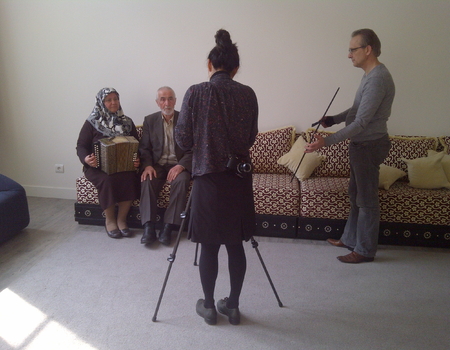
[188,171,256,245]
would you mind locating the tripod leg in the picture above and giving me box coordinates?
[194,242,199,266]
[152,259,175,322]
[250,237,283,307]
[152,194,192,322]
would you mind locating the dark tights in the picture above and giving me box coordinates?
[199,243,246,309]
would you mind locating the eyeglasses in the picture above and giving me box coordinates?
[348,46,366,54]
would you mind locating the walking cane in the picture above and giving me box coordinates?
[291,87,340,182]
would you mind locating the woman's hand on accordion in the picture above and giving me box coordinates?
[133,158,140,170]
[85,153,98,168]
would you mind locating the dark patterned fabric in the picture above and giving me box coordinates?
[176,71,258,177]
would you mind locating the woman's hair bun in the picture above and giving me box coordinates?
[208,29,239,73]
[215,29,233,50]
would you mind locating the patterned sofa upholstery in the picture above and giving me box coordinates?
[298,129,450,248]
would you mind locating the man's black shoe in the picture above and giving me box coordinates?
[159,223,173,246]
[141,222,157,245]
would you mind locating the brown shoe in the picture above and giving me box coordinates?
[327,238,351,249]
[337,251,374,264]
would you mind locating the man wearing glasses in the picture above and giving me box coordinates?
[305,29,395,263]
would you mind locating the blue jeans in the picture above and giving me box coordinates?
[340,135,391,258]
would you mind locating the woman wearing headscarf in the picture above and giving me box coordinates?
[175,29,258,325]
[77,87,140,239]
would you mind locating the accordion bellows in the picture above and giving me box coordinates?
[94,136,139,175]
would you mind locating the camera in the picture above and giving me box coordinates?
[226,155,252,178]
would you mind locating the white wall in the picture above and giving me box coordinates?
[0,0,449,199]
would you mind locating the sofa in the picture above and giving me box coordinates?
[0,174,30,244]
[74,126,450,248]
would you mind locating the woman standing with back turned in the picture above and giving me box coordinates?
[175,29,258,325]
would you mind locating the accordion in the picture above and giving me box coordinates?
[93,136,139,175]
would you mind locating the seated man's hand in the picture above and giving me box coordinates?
[167,165,184,183]
[141,165,157,182]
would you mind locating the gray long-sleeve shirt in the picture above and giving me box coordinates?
[325,63,395,146]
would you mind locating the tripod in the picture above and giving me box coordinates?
[152,190,283,322]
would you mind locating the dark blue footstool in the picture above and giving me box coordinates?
[0,174,30,244]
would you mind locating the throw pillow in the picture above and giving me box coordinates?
[402,152,450,189]
[385,135,439,172]
[250,126,295,175]
[379,164,406,190]
[277,136,325,181]
[428,150,450,182]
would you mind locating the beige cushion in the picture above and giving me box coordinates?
[277,136,324,181]
[379,164,406,190]
[402,152,450,189]
[428,150,450,182]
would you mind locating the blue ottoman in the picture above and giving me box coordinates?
[0,174,30,244]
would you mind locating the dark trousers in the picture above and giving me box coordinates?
[341,135,391,257]
[139,163,190,226]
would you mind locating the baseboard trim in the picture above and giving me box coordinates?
[24,185,76,200]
